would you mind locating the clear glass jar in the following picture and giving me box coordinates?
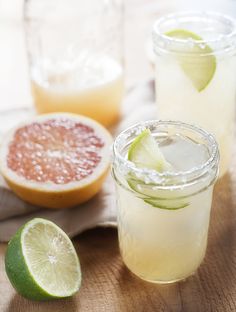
[112,120,219,283]
[24,0,124,127]
[152,12,236,177]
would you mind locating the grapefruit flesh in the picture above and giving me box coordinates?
[0,113,112,209]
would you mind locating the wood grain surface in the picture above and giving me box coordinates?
[1,170,236,311]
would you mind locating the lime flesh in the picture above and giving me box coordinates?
[165,29,216,92]
[127,129,188,210]
[5,218,81,301]
[127,177,189,210]
[128,129,171,172]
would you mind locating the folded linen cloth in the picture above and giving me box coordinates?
[0,81,156,242]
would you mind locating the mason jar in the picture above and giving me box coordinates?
[152,12,236,176]
[112,120,219,283]
[24,0,124,127]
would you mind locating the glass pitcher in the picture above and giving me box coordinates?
[24,0,124,127]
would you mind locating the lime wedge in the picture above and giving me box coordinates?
[127,129,188,210]
[144,198,189,210]
[127,178,189,210]
[5,218,81,301]
[128,129,171,172]
[166,29,216,91]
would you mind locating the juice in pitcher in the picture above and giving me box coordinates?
[24,0,124,127]
[31,55,124,126]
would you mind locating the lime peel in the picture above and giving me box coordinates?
[144,198,189,210]
[165,29,216,92]
[128,129,171,172]
[5,218,81,301]
[127,178,189,210]
[127,129,189,210]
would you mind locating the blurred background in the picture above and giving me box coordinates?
[0,0,236,111]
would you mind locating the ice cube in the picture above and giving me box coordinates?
[159,134,209,172]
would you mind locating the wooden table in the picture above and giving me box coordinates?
[1,1,236,311]
[1,171,236,311]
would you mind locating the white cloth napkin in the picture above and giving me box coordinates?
[0,81,156,242]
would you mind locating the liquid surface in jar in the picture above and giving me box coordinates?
[31,54,124,127]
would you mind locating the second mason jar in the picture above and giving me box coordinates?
[24,0,124,127]
[112,120,219,283]
[152,12,236,176]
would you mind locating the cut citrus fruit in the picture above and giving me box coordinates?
[0,113,112,208]
[127,129,188,210]
[127,178,188,210]
[143,198,189,210]
[165,29,216,91]
[5,218,81,301]
[128,129,171,172]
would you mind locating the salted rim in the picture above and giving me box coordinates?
[152,11,236,56]
[0,113,112,192]
[21,218,81,297]
[113,120,219,186]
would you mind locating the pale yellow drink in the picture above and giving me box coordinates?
[113,121,219,283]
[31,56,124,127]
[152,12,236,176]
[117,183,212,282]
[155,56,236,175]
[24,0,124,128]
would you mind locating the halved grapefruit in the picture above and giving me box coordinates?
[0,113,112,209]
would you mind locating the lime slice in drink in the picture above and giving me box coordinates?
[5,218,81,301]
[127,129,188,210]
[165,29,216,92]
[128,129,171,172]
[127,177,188,210]
[143,198,189,210]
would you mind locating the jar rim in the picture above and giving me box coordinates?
[113,120,219,187]
[152,11,236,56]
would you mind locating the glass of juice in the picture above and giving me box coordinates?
[152,12,236,176]
[112,120,219,283]
[24,0,124,127]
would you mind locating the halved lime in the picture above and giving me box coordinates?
[165,29,216,92]
[127,129,188,210]
[5,218,81,301]
[128,129,171,172]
